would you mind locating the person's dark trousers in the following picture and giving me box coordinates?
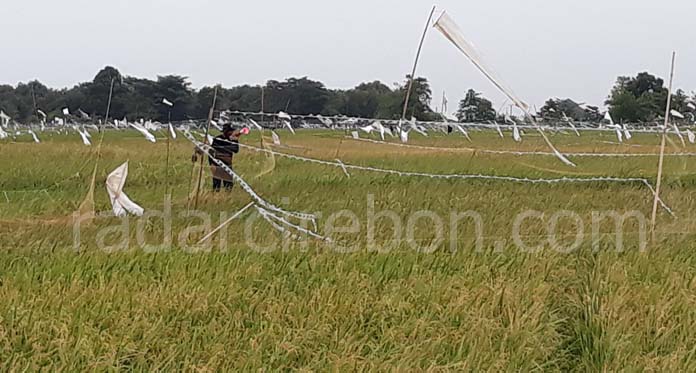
[212,178,234,191]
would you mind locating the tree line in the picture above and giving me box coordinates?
[1,66,694,124]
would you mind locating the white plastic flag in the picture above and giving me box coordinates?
[318,115,333,127]
[688,103,696,111]
[247,118,263,130]
[454,124,471,141]
[282,120,295,134]
[278,111,292,121]
[0,111,10,127]
[604,112,615,126]
[562,112,581,137]
[493,121,504,138]
[400,128,410,143]
[687,129,696,144]
[62,108,70,116]
[613,125,623,143]
[360,125,374,134]
[168,123,177,139]
[512,124,521,142]
[144,120,157,131]
[77,128,91,146]
[271,131,281,145]
[673,123,685,146]
[128,123,156,143]
[29,130,40,143]
[162,98,174,107]
[409,118,428,137]
[106,162,144,217]
[671,110,685,119]
[0,127,7,139]
[411,125,428,137]
[505,115,521,142]
[210,120,222,131]
[622,124,632,141]
[373,121,386,141]
[351,131,359,139]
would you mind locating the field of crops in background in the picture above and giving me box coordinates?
[1,130,696,370]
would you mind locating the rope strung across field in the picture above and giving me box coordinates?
[349,137,696,158]
[184,130,317,223]
[233,141,675,216]
[223,110,695,134]
[255,205,330,242]
[185,130,330,240]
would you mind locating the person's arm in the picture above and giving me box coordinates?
[229,139,239,154]
[218,135,240,155]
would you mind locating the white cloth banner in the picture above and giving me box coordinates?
[434,11,575,167]
[433,12,529,111]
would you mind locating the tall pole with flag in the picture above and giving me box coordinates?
[650,52,677,242]
[162,98,174,197]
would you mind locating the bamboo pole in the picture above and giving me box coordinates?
[650,51,676,242]
[197,202,254,244]
[30,85,38,120]
[260,86,265,114]
[104,79,115,130]
[192,86,218,210]
[401,5,437,121]
[165,124,171,197]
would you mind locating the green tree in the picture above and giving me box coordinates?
[342,81,392,118]
[606,72,668,122]
[153,75,195,121]
[263,77,329,115]
[539,98,601,122]
[374,76,436,120]
[456,89,496,122]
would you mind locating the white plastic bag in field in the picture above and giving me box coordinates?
[129,122,156,143]
[106,162,144,217]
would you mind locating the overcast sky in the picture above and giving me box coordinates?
[3,0,695,112]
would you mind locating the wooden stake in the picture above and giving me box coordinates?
[165,126,171,197]
[193,86,218,210]
[260,86,265,114]
[103,78,115,133]
[650,51,676,242]
[30,84,38,120]
[401,5,437,121]
[185,158,196,212]
[164,109,173,199]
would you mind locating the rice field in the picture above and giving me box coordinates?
[2,129,696,370]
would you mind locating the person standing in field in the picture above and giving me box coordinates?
[192,125,241,191]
